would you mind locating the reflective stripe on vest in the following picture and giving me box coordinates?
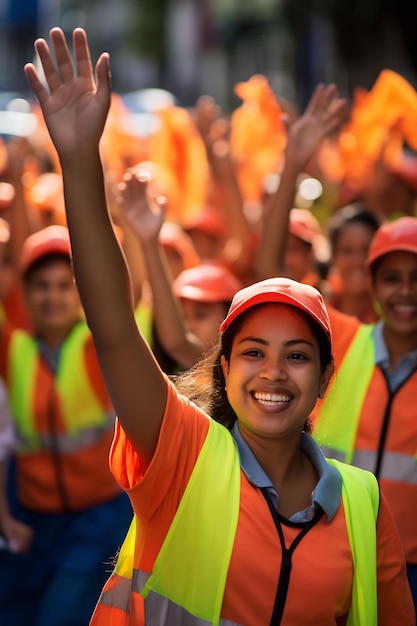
[327,459,379,626]
[8,324,114,452]
[313,324,375,464]
[95,422,379,625]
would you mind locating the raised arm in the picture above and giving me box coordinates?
[254,84,348,280]
[117,168,205,368]
[24,27,166,469]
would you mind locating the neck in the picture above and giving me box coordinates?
[36,325,75,348]
[383,325,417,370]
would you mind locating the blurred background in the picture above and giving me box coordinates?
[1,0,417,111]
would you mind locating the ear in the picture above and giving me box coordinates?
[318,362,334,399]
[220,354,229,384]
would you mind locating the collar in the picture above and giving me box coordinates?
[231,423,342,522]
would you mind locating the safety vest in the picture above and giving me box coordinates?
[8,323,113,451]
[313,322,417,562]
[7,323,120,512]
[92,420,379,626]
[313,324,376,465]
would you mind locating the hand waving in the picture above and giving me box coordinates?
[285,83,348,170]
[117,168,167,245]
[24,27,111,158]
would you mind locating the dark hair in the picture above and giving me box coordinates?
[328,203,381,252]
[173,303,333,432]
[23,253,72,284]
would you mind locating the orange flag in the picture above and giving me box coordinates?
[230,74,287,202]
[319,70,417,192]
[147,105,210,223]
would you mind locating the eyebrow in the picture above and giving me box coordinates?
[237,336,315,348]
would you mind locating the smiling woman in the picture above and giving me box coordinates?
[23,26,415,626]
[315,216,417,612]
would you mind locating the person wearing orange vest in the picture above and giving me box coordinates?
[0,225,133,626]
[24,28,414,625]
[314,215,417,612]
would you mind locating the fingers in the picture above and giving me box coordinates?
[24,61,49,106]
[72,27,94,79]
[32,36,62,96]
[49,27,74,82]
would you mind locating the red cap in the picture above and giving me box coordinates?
[220,277,332,342]
[366,216,417,269]
[159,222,200,270]
[20,225,71,274]
[289,208,321,244]
[183,207,225,238]
[173,263,242,303]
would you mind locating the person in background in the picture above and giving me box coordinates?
[325,202,382,322]
[0,225,132,626]
[117,168,241,370]
[24,27,414,626]
[314,216,417,613]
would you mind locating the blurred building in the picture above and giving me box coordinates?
[1,0,417,111]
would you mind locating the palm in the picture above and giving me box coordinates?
[286,84,347,169]
[24,28,110,157]
[118,173,165,243]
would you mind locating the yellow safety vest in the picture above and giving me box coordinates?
[314,324,375,464]
[95,420,379,625]
[8,323,113,452]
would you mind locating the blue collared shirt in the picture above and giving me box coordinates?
[231,422,342,523]
[373,321,417,392]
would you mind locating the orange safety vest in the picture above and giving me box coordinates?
[314,322,417,562]
[7,323,121,513]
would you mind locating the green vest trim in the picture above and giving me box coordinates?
[314,324,375,464]
[8,323,109,449]
[112,423,379,625]
[327,458,379,626]
[135,301,153,347]
[141,419,241,623]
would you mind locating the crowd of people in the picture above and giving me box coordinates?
[0,24,415,625]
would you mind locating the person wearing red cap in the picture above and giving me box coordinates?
[117,168,241,370]
[325,203,382,323]
[0,223,132,626]
[24,28,414,626]
[314,215,417,611]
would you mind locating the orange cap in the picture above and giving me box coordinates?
[20,225,71,274]
[173,263,242,303]
[366,216,417,269]
[220,277,332,342]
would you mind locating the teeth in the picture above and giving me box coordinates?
[253,392,290,404]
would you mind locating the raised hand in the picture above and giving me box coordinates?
[24,27,111,158]
[117,168,167,245]
[285,83,348,170]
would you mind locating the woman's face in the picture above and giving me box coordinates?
[372,251,417,340]
[332,222,375,296]
[221,303,333,442]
